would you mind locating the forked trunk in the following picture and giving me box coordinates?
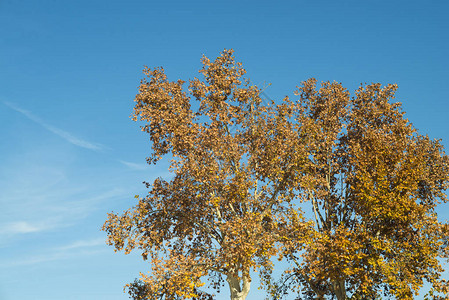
[226,274,251,300]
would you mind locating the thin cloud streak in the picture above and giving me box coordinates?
[0,221,48,235]
[119,160,149,170]
[0,237,107,267]
[1,247,105,267]
[3,101,103,151]
[56,238,105,251]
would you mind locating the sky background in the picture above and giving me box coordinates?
[1,0,448,299]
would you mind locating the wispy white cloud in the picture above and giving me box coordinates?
[0,219,64,249]
[3,101,103,151]
[56,238,105,251]
[0,221,49,235]
[119,160,149,170]
[1,238,106,267]
[47,187,126,220]
[0,175,126,246]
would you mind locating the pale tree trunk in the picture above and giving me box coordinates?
[226,274,251,300]
[333,279,346,300]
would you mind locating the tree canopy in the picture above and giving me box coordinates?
[103,49,449,300]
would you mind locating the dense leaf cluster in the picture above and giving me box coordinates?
[103,50,449,300]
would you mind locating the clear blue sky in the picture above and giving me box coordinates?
[1,0,448,299]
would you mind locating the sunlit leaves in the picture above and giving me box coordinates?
[274,79,449,300]
[103,49,293,300]
[103,49,449,300]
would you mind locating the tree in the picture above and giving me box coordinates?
[264,79,449,299]
[103,49,449,300]
[102,49,306,300]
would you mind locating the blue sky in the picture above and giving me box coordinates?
[1,0,448,299]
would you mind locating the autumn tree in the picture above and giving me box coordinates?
[103,49,449,300]
[102,49,309,300]
[263,79,449,299]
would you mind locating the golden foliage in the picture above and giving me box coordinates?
[268,78,449,300]
[103,50,449,300]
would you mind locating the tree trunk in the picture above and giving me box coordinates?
[333,279,346,300]
[226,274,250,300]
